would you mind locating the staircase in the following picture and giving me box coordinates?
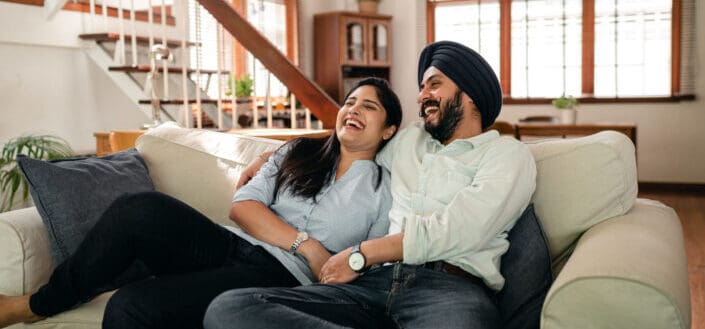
[70,0,339,132]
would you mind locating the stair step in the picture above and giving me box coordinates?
[109,66,228,75]
[79,33,199,48]
[139,99,234,105]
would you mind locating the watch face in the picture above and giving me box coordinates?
[348,252,365,271]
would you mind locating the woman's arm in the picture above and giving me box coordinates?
[230,201,332,277]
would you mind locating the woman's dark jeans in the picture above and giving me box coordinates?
[28,191,298,329]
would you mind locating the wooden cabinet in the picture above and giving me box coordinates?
[314,11,392,104]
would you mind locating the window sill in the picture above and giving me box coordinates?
[503,94,696,105]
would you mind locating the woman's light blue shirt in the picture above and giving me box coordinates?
[226,144,392,284]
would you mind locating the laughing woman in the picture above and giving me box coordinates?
[0,77,402,329]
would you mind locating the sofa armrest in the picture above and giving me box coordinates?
[541,199,690,329]
[0,207,53,296]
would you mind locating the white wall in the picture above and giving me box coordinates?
[299,0,705,183]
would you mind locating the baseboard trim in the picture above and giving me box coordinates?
[638,182,705,194]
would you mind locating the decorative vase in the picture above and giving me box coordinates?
[358,0,378,14]
[560,109,577,124]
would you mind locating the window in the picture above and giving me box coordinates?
[189,0,297,99]
[246,0,288,98]
[511,0,581,98]
[594,0,671,97]
[427,0,693,102]
[433,1,501,77]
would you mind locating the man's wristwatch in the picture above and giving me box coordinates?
[289,231,309,254]
[348,243,367,273]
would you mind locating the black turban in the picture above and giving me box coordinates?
[418,41,502,130]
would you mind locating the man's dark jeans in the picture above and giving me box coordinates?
[205,263,500,329]
[28,191,298,329]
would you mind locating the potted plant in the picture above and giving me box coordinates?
[226,74,255,127]
[0,135,72,212]
[357,0,380,14]
[552,94,579,124]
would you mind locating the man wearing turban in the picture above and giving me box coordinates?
[208,41,538,329]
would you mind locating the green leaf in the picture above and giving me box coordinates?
[0,134,72,212]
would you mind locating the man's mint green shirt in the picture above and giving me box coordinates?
[376,123,536,291]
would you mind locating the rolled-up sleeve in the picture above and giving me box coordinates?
[232,145,289,206]
[402,142,537,264]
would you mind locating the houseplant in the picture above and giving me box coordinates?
[552,94,579,124]
[226,74,255,127]
[0,135,73,212]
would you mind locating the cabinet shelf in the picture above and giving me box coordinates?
[314,11,392,104]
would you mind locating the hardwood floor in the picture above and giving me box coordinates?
[638,187,705,329]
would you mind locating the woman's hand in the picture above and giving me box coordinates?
[236,151,273,189]
[318,249,359,284]
[297,239,332,279]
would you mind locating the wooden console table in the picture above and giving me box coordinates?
[515,123,637,148]
[226,128,332,141]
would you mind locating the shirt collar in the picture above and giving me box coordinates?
[424,127,500,149]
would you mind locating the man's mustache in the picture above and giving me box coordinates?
[419,99,441,118]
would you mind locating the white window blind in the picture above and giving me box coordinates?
[511,0,582,98]
[594,0,671,97]
[188,0,287,99]
[433,1,501,79]
[247,0,288,99]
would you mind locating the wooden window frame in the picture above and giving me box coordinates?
[426,0,691,104]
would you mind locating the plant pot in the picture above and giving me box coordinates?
[358,0,378,14]
[560,109,577,124]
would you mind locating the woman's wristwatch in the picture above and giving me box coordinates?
[289,231,309,254]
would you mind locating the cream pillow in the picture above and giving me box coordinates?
[135,123,283,226]
[526,131,637,261]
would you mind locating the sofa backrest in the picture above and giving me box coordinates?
[136,124,638,265]
[135,123,283,226]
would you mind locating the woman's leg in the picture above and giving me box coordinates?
[24,191,237,319]
[103,248,298,329]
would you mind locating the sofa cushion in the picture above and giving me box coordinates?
[135,123,283,226]
[498,204,553,329]
[526,131,637,263]
[17,149,154,265]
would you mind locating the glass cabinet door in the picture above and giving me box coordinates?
[342,16,368,65]
[368,19,391,66]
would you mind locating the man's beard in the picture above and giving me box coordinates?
[422,91,464,143]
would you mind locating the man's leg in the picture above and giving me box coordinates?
[204,267,397,329]
[29,191,238,317]
[103,256,298,329]
[389,266,500,329]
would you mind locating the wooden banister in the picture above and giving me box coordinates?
[195,0,338,128]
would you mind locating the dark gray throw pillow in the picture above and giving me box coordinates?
[17,148,154,266]
[498,204,553,329]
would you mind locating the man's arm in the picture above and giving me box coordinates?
[319,233,403,284]
[235,150,274,189]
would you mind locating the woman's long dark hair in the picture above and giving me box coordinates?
[272,77,402,201]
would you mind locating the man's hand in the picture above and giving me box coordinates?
[297,239,332,279]
[318,249,359,284]
[236,151,273,189]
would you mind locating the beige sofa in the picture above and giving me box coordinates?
[0,123,690,329]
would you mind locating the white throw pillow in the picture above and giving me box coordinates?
[526,131,638,260]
